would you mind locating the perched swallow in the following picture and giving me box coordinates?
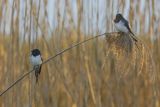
[114,13,137,42]
[30,49,43,83]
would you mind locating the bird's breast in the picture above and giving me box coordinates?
[30,55,42,66]
[115,21,129,33]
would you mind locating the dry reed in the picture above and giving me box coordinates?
[0,0,160,107]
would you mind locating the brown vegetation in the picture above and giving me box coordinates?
[0,0,160,107]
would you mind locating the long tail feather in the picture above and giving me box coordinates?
[35,65,41,83]
[130,32,137,42]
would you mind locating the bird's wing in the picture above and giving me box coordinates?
[123,19,137,41]
[123,20,134,35]
[41,56,43,62]
[39,65,42,74]
[39,56,43,74]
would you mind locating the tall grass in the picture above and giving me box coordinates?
[0,0,159,107]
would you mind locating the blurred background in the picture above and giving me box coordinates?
[0,0,160,107]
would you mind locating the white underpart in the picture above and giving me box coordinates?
[30,55,42,66]
[115,20,129,33]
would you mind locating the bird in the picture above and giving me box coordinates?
[114,13,137,42]
[30,49,43,83]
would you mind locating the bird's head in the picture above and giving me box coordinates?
[31,49,41,56]
[114,13,123,23]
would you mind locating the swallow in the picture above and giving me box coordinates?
[30,49,43,83]
[114,13,137,42]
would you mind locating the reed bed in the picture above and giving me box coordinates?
[0,0,160,107]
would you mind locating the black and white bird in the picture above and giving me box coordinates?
[30,49,43,83]
[114,13,137,42]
